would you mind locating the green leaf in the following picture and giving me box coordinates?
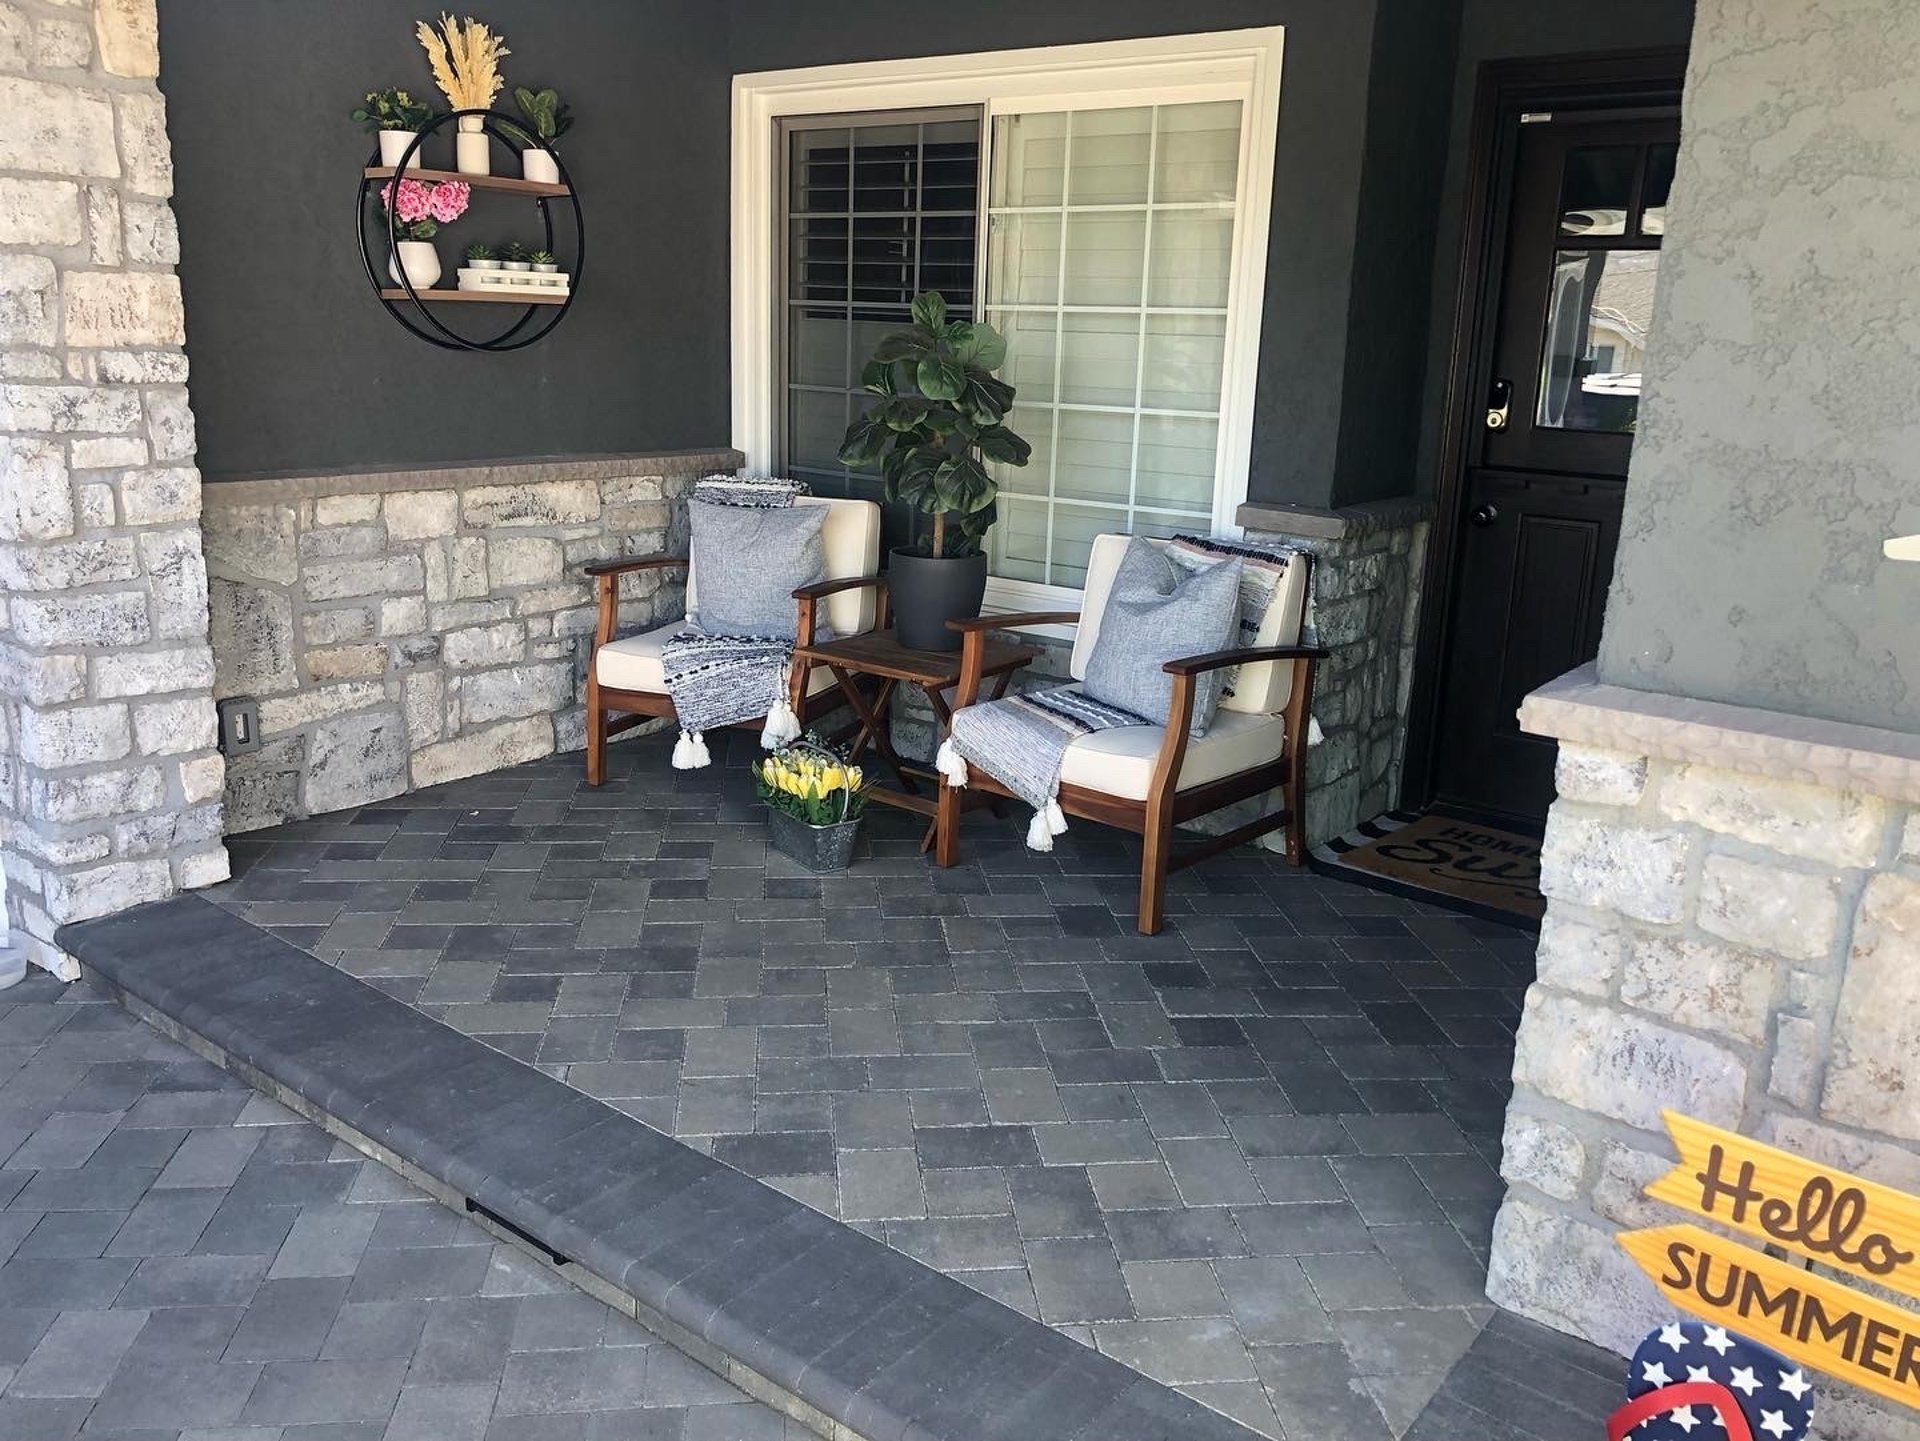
[916,357,966,402]
[975,425,1032,467]
[911,291,948,331]
[859,359,896,396]
[836,415,889,467]
[949,321,1007,372]
[963,372,1015,425]
[872,333,924,364]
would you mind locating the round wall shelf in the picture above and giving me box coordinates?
[356,107,584,352]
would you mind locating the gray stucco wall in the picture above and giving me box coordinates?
[1596,0,1920,733]
[157,0,734,479]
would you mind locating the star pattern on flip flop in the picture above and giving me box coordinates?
[1621,1322,1814,1441]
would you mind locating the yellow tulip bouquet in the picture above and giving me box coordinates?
[753,737,868,827]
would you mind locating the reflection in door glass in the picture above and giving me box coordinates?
[1640,143,1678,235]
[1536,249,1659,433]
[1558,145,1636,237]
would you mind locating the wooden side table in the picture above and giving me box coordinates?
[794,631,1038,846]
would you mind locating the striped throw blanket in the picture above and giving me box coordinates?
[936,686,1149,852]
[659,478,806,770]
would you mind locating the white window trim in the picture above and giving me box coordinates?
[731,28,1285,613]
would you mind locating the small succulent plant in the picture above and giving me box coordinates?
[464,242,496,261]
[528,250,556,266]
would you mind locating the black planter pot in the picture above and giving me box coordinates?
[888,547,988,652]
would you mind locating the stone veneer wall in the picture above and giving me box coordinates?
[0,0,226,967]
[1488,666,1920,1441]
[203,452,735,832]
[1240,497,1429,845]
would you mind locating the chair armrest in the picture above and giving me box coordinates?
[586,556,688,650]
[1162,643,1330,677]
[947,613,1080,714]
[584,555,687,578]
[792,574,887,601]
[947,611,1081,635]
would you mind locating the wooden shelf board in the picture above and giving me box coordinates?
[379,288,567,306]
[364,165,569,198]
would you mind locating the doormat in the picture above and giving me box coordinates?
[1312,810,1545,926]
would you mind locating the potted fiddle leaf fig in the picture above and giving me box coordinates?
[837,291,1030,651]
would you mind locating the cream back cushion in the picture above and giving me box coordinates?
[688,495,880,637]
[1069,534,1308,713]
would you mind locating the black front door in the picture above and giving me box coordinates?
[1430,112,1679,823]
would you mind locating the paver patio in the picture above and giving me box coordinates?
[197,727,1553,1439]
[0,971,801,1441]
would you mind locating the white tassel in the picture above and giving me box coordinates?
[1307,714,1326,747]
[671,730,696,769]
[1025,808,1056,852]
[935,738,969,788]
[689,731,711,768]
[1045,799,1067,837]
[760,695,801,749]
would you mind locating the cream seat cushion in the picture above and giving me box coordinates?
[1057,708,1287,802]
[595,621,842,697]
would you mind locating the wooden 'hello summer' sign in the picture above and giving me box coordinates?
[1620,1111,1920,1411]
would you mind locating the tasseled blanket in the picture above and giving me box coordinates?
[659,477,805,767]
[935,686,1149,851]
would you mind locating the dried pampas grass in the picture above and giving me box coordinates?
[416,13,509,112]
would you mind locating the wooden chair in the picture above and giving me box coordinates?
[582,496,884,786]
[934,534,1326,934]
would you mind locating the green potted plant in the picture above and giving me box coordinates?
[500,240,531,272]
[464,241,499,271]
[351,88,434,169]
[527,249,558,273]
[754,737,869,873]
[512,86,573,185]
[837,291,1031,650]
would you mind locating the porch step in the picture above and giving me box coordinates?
[59,895,1262,1441]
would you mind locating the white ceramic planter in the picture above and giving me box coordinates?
[521,147,560,185]
[388,240,442,291]
[378,129,422,169]
[455,115,490,176]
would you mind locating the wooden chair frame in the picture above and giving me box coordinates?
[582,556,888,786]
[932,569,1327,935]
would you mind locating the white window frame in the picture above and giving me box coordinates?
[731,28,1285,612]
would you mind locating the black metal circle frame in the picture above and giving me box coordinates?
[356,107,585,352]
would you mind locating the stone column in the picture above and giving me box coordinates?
[0,0,225,969]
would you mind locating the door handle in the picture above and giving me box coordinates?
[1469,503,1500,528]
[1486,378,1512,431]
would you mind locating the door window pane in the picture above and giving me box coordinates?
[1148,207,1233,308]
[1141,313,1226,411]
[986,99,1245,587]
[1640,142,1678,236]
[1153,101,1242,204]
[1068,108,1152,204]
[1558,145,1636,237]
[1536,249,1659,433]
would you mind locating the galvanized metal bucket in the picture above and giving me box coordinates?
[765,805,861,873]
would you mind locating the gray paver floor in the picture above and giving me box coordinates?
[206,728,1545,1439]
[0,970,801,1441]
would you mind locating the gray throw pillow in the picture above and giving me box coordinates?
[689,501,828,639]
[1083,538,1243,736]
